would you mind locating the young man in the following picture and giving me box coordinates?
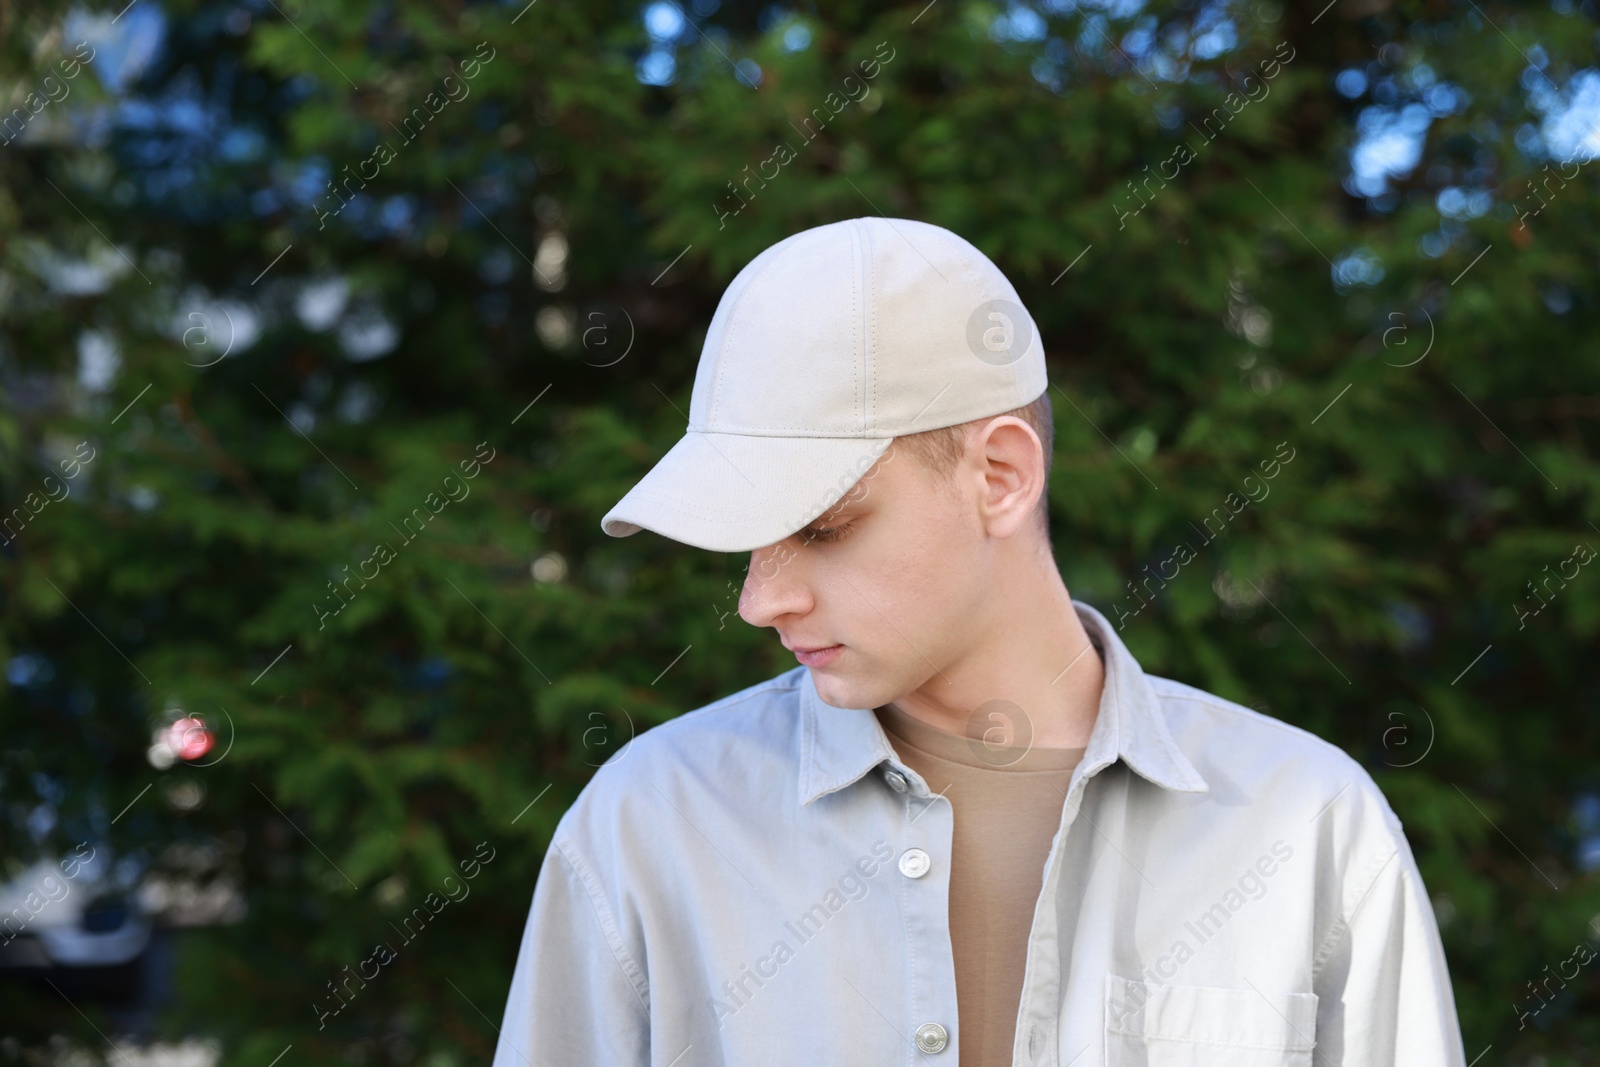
[492,217,1467,1065]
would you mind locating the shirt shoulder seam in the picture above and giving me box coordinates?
[1149,678,1357,754]
[1149,677,1410,981]
[553,837,652,1017]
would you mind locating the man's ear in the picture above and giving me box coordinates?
[972,417,1044,541]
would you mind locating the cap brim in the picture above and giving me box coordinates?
[601,431,896,553]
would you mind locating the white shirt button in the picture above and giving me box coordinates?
[898,847,931,879]
[914,1022,948,1053]
[884,768,908,793]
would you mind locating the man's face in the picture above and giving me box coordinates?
[737,438,992,710]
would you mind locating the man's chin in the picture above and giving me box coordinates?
[809,668,892,712]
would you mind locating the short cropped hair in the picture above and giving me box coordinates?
[892,390,1055,543]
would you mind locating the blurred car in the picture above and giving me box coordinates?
[0,844,152,999]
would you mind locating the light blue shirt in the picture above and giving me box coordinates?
[492,600,1466,1065]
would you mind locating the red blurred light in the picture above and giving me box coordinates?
[167,717,215,761]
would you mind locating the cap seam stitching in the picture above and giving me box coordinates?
[706,240,801,430]
[860,218,872,435]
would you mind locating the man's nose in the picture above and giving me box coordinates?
[738,539,811,627]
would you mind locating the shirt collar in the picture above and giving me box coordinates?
[797,599,1209,806]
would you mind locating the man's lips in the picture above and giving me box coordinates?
[788,642,844,667]
[784,641,838,653]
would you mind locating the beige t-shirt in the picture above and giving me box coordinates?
[872,701,1086,1067]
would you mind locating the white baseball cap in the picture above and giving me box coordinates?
[600,216,1048,553]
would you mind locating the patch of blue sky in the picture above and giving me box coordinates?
[1335,68,1367,98]
[992,4,1049,43]
[643,1,686,42]
[218,126,267,164]
[782,23,811,52]
[1347,102,1430,197]
[636,49,676,86]
[64,2,166,94]
[379,195,415,234]
[1536,67,1600,162]
[1072,0,1147,18]
[1120,17,1159,60]
[286,157,331,207]
[1436,186,1492,219]
[1189,0,1236,61]
[1330,248,1385,292]
[1422,82,1465,117]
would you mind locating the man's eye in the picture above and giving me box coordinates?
[802,520,854,544]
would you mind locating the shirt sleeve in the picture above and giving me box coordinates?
[492,837,650,1067]
[1311,828,1467,1066]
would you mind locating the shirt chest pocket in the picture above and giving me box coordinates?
[1103,975,1318,1067]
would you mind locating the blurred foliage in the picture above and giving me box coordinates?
[0,0,1598,1062]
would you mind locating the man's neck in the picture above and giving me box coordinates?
[882,563,1104,750]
